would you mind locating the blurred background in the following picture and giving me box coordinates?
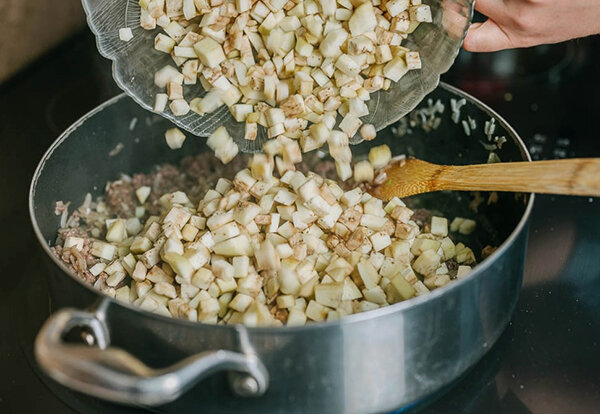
[0,2,599,414]
[0,0,85,82]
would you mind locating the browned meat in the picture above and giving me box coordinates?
[445,259,459,279]
[411,208,432,229]
[106,180,137,217]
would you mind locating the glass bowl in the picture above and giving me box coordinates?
[81,0,473,151]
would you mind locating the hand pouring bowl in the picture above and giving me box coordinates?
[80,0,474,150]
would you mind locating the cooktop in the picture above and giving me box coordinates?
[0,31,599,414]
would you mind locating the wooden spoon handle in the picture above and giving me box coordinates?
[438,158,600,196]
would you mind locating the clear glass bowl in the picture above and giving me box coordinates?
[82,0,473,151]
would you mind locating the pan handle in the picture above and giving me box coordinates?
[34,308,269,406]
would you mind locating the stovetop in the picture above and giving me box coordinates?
[1,30,599,414]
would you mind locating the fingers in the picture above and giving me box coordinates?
[472,0,508,20]
[463,20,515,52]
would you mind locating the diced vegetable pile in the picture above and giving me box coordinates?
[129,0,432,179]
[53,142,478,327]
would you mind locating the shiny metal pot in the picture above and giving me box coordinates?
[29,83,533,413]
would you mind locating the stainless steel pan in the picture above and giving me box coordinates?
[29,83,533,413]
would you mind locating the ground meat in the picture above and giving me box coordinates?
[52,220,102,283]
[103,153,249,218]
[182,152,246,183]
[106,180,137,217]
[55,227,90,246]
[146,165,190,214]
[411,208,432,229]
[51,243,97,284]
[51,152,253,282]
[131,172,155,189]
[147,153,247,214]
[307,159,337,181]
[445,259,459,279]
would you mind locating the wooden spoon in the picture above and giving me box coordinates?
[368,158,600,201]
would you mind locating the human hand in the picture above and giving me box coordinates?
[463,0,600,52]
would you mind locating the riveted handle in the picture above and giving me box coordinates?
[35,308,269,406]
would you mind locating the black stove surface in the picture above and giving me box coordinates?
[1,31,599,414]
